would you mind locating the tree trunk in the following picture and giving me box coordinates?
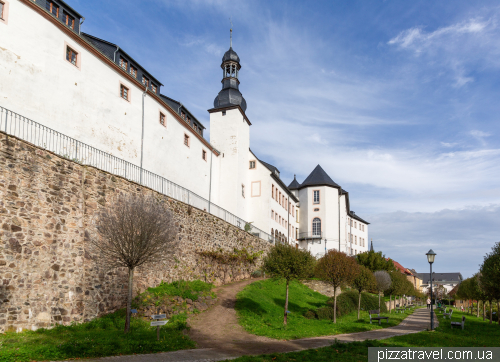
[283,280,289,326]
[497,301,500,325]
[378,292,381,310]
[389,295,392,313]
[358,291,361,320]
[489,301,492,324]
[477,301,480,318]
[125,267,134,333]
[483,300,485,321]
[333,287,337,324]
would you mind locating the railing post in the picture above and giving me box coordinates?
[5,110,8,133]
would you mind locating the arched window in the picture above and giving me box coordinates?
[312,218,321,236]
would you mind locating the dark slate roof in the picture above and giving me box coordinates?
[288,175,300,190]
[54,0,83,18]
[81,33,163,87]
[416,273,463,284]
[222,47,240,63]
[213,88,247,112]
[159,95,206,130]
[349,211,370,225]
[298,165,341,190]
[260,160,280,176]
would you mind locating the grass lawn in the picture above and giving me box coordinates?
[0,309,195,362]
[235,279,414,340]
[228,308,500,362]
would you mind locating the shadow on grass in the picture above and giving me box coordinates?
[272,298,326,313]
[236,297,268,316]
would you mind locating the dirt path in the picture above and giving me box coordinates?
[86,279,435,362]
[187,278,434,357]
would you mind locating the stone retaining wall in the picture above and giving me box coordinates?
[0,133,271,333]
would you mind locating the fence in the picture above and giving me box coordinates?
[0,105,274,243]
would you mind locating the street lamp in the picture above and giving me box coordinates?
[426,249,436,330]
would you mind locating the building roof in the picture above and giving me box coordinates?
[391,259,413,275]
[260,160,280,177]
[349,211,370,225]
[288,175,300,190]
[214,88,247,112]
[159,94,206,130]
[222,47,240,63]
[298,165,341,190]
[81,33,163,87]
[52,0,83,19]
[416,272,463,284]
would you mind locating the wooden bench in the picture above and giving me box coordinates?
[395,307,406,313]
[443,308,453,319]
[369,310,389,325]
[451,316,465,330]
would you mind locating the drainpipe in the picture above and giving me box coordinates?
[113,46,120,63]
[338,189,341,252]
[140,87,148,184]
[79,17,85,35]
[208,149,213,213]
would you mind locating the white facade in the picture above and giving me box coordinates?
[0,0,369,251]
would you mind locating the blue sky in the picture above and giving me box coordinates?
[72,0,500,278]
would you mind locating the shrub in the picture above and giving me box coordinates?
[251,270,263,278]
[304,310,316,319]
[316,307,335,320]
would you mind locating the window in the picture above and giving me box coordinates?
[152,83,157,93]
[46,1,59,17]
[119,57,128,71]
[159,112,166,126]
[272,185,274,198]
[202,150,207,161]
[184,134,190,147]
[313,190,320,204]
[249,160,256,169]
[314,208,319,212]
[130,66,137,78]
[0,2,4,20]
[120,84,129,101]
[354,221,357,229]
[64,12,74,29]
[222,110,226,116]
[292,205,295,215]
[242,184,245,198]
[187,117,191,125]
[66,46,77,66]
[271,210,274,219]
[142,76,149,87]
[275,213,278,222]
[312,218,321,236]
[181,111,186,120]
[355,236,357,245]
[296,228,298,239]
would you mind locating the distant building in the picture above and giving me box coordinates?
[416,272,463,294]
[390,261,422,291]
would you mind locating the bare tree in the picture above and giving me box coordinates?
[374,270,391,310]
[89,193,178,333]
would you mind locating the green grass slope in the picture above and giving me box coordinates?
[235,279,409,340]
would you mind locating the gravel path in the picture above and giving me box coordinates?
[83,279,435,362]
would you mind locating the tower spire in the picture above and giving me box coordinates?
[230,18,233,48]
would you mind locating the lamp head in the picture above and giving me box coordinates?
[426,249,436,264]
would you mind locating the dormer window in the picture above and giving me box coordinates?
[46,1,59,17]
[64,12,75,29]
[181,111,186,120]
[151,83,157,93]
[130,66,137,78]
[142,76,149,87]
[119,57,128,71]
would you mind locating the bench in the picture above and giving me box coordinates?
[395,307,406,314]
[443,308,453,319]
[451,316,466,330]
[369,309,389,325]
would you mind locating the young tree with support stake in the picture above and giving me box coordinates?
[315,250,359,323]
[352,265,376,319]
[374,270,391,310]
[480,241,500,325]
[262,243,315,327]
[89,193,178,333]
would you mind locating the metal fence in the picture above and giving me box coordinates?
[0,105,274,243]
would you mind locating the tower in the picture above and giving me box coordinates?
[209,27,250,218]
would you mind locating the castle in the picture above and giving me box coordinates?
[0,0,369,257]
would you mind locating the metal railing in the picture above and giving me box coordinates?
[298,231,323,240]
[0,105,274,243]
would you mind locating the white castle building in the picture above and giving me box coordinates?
[0,0,369,256]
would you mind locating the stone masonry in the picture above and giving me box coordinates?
[0,133,271,333]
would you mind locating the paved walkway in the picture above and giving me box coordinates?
[85,280,437,362]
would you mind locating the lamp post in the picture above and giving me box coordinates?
[426,249,436,330]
